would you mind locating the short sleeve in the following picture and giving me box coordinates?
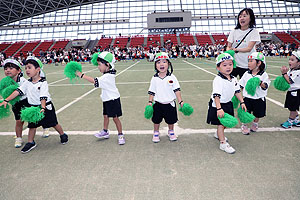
[171,75,180,91]
[40,81,49,100]
[227,30,235,43]
[212,77,222,97]
[148,77,156,95]
[249,29,261,43]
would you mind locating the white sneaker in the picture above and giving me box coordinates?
[213,132,228,142]
[15,137,23,148]
[241,124,250,135]
[42,128,50,138]
[219,142,236,154]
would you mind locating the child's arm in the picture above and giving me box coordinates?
[0,90,20,108]
[76,71,95,84]
[148,94,154,105]
[280,66,291,84]
[235,92,247,111]
[214,96,224,118]
[40,99,46,113]
[175,90,184,107]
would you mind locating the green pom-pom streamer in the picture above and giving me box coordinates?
[273,76,290,91]
[179,103,194,116]
[64,61,82,83]
[231,96,240,109]
[1,85,20,106]
[91,53,100,66]
[144,105,153,119]
[0,76,17,96]
[245,77,260,96]
[237,107,255,124]
[0,100,11,119]
[218,113,238,128]
[20,106,45,124]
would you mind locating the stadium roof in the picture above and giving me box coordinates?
[0,0,113,27]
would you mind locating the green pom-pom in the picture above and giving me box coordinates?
[218,113,238,128]
[237,107,255,123]
[0,76,17,96]
[245,77,261,96]
[273,76,290,91]
[144,105,153,119]
[0,100,11,119]
[91,53,100,66]
[20,106,45,123]
[64,61,82,82]
[179,103,194,116]
[1,85,20,106]
[231,96,240,109]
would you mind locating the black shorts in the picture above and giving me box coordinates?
[103,98,122,117]
[207,99,234,125]
[284,90,300,111]
[244,97,266,118]
[152,101,178,124]
[28,102,58,128]
[231,66,248,79]
[12,98,30,120]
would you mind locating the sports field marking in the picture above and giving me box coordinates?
[55,61,140,114]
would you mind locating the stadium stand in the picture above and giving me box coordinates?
[179,34,196,45]
[50,40,69,50]
[15,41,40,57]
[113,36,129,48]
[211,34,227,45]
[147,35,161,47]
[290,31,300,41]
[195,34,213,45]
[33,40,54,56]
[97,38,113,49]
[129,35,145,47]
[0,43,11,52]
[4,41,26,57]
[273,32,299,45]
[163,34,178,45]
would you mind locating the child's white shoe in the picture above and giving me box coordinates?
[15,137,23,148]
[250,122,258,132]
[241,124,250,135]
[42,128,50,138]
[220,142,236,154]
[152,132,160,143]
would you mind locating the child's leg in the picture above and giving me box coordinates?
[289,111,298,119]
[113,117,122,134]
[28,128,37,143]
[154,124,160,132]
[217,125,226,143]
[53,124,64,135]
[218,125,235,154]
[15,120,24,138]
[168,124,174,130]
[103,115,109,130]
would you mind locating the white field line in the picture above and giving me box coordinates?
[55,61,140,114]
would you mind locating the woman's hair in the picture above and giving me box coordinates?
[3,63,20,70]
[235,8,256,29]
[25,59,40,68]
[256,60,266,71]
[97,57,111,69]
[154,60,173,74]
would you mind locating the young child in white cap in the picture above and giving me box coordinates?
[147,52,184,143]
[76,51,125,145]
[280,51,300,128]
[239,52,270,134]
[207,53,246,154]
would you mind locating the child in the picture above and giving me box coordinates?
[147,52,183,143]
[76,52,125,145]
[207,53,246,154]
[239,52,270,134]
[0,56,68,153]
[280,51,300,128]
[2,59,29,148]
[227,8,261,78]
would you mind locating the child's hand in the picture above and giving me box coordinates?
[40,108,45,113]
[280,66,288,74]
[179,101,184,108]
[241,103,247,112]
[0,101,8,108]
[217,109,224,118]
[76,71,82,77]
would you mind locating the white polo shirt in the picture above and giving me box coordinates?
[227,28,261,69]
[148,72,180,104]
[239,70,270,99]
[211,73,240,107]
[17,77,51,105]
[287,69,300,91]
[94,71,120,102]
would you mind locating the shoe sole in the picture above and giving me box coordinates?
[281,125,292,129]
[21,144,37,154]
[220,148,236,154]
[94,135,110,139]
[15,144,23,148]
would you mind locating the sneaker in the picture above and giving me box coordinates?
[15,137,23,148]
[219,142,236,154]
[281,120,293,129]
[21,141,37,153]
[60,133,68,144]
[167,131,177,141]
[94,130,110,139]
[213,132,228,142]
[292,121,300,127]
[152,132,160,143]
[118,134,125,145]
[42,128,50,138]
[250,123,258,132]
[241,124,250,135]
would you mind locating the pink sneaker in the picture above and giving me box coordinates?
[241,124,250,135]
[250,123,258,132]
[168,130,177,141]
[152,132,160,143]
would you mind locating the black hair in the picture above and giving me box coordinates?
[235,8,256,29]
[25,59,40,68]
[3,62,20,70]
[256,60,266,71]
[154,59,173,74]
[97,57,112,69]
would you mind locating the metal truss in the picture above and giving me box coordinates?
[0,0,114,27]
